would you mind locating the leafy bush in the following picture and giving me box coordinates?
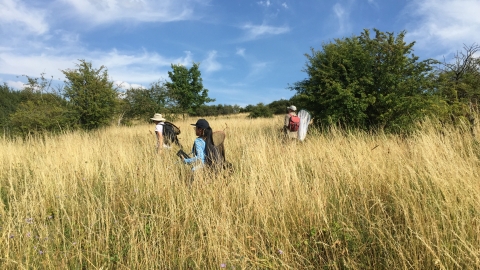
[267,99,290,114]
[62,60,118,130]
[248,103,273,118]
[291,29,440,133]
[9,96,76,136]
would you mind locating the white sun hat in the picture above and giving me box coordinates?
[150,113,166,121]
[287,105,297,111]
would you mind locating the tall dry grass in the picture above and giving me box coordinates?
[1,115,479,269]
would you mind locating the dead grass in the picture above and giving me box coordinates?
[1,115,479,269]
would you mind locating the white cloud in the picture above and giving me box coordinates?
[333,3,350,34]
[282,2,288,9]
[5,80,26,90]
[114,81,146,90]
[257,1,271,7]
[0,53,73,80]
[61,0,206,25]
[202,50,222,73]
[0,0,49,35]
[97,50,193,83]
[236,48,246,57]
[0,49,195,88]
[406,0,480,55]
[241,22,290,40]
[54,30,80,44]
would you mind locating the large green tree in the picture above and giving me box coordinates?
[291,29,441,132]
[62,60,118,130]
[165,63,215,115]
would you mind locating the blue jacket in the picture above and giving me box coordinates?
[184,137,206,164]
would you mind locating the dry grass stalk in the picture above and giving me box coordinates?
[1,115,479,269]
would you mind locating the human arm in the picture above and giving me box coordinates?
[184,138,206,164]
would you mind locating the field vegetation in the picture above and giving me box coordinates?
[1,114,479,269]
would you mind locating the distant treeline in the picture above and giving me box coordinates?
[1,29,479,137]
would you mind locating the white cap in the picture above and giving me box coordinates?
[287,105,297,111]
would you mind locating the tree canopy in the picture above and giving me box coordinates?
[62,60,118,130]
[291,29,442,132]
[165,63,215,115]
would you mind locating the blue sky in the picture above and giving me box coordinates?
[1,0,479,106]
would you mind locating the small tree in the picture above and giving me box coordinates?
[62,60,118,130]
[165,63,215,116]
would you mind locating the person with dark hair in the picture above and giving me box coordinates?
[183,119,221,171]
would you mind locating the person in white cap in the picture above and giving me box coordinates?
[284,105,299,139]
[150,113,166,153]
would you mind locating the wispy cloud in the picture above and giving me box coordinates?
[4,80,26,89]
[0,49,194,88]
[241,22,290,41]
[246,62,268,81]
[367,0,379,9]
[332,3,351,34]
[0,0,209,52]
[61,0,205,25]
[202,50,222,73]
[0,0,49,35]
[406,0,480,55]
[54,30,80,45]
[0,0,204,90]
[96,49,194,83]
[0,53,74,80]
[236,48,246,57]
[282,2,288,9]
[113,81,146,90]
[257,1,271,7]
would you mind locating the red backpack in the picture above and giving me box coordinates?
[289,115,300,131]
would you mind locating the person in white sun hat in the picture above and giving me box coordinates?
[284,105,299,139]
[150,113,167,153]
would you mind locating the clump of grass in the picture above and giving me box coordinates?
[0,115,479,269]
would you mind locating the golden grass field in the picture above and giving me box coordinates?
[1,114,479,269]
